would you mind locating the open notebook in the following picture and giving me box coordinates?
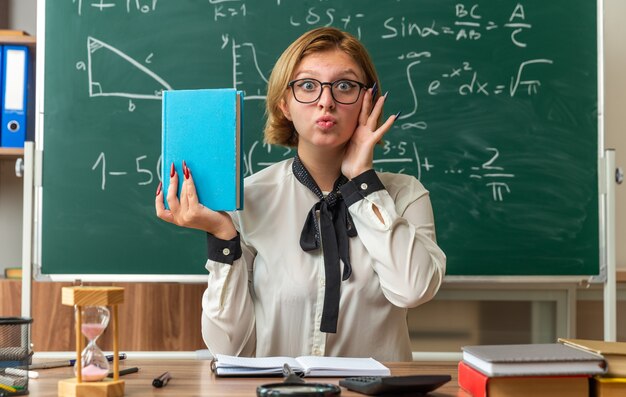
[212,354,390,377]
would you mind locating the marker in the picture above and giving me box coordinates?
[30,353,127,369]
[152,371,172,388]
[5,368,39,379]
[107,367,139,378]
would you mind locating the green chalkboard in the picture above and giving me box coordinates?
[38,0,600,278]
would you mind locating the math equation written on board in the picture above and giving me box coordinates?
[90,144,515,202]
[79,1,550,203]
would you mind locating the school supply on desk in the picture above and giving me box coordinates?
[461,343,606,377]
[339,374,451,395]
[458,361,589,397]
[107,366,138,377]
[1,45,29,148]
[593,376,626,397]
[162,88,244,211]
[29,353,127,369]
[212,354,390,377]
[4,368,38,379]
[0,45,2,137]
[0,372,27,388]
[559,338,626,377]
[257,363,341,396]
[152,371,172,388]
[0,317,32,395]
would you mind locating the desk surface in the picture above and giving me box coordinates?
[27,359,468,396]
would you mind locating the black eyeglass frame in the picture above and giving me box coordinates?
[287,78,369,105]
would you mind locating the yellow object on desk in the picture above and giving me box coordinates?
[594,376,626,397]
[58,286,125,397]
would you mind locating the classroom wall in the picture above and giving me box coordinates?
[0,1,624,274]
[6,0,36,35]
[0,0,34,274]
[0,3,8,27]
[604,0,626,270]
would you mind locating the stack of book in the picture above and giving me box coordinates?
[559,338,626,397]
[458,343,607,397]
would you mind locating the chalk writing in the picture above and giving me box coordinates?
[83,36,171,100]
[91,152,160,190]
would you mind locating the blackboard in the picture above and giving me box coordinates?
[37,0,600,278]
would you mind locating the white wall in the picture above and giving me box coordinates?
[605,0,626,269]
[7,0,37,35]
[0,0,35,272]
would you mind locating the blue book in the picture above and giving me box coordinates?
[1,45,29,148]
[162,88,244,211]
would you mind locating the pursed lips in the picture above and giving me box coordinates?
[316,115,337,129]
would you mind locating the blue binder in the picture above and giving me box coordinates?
[0,45,3,142]
[1,45,29,148]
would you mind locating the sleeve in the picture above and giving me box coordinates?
[200,232,256,357]
[339,169,446,308]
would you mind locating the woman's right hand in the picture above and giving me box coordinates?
[155,162,237,240]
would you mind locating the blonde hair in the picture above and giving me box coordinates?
[264,27,381,147]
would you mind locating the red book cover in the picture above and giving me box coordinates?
[458,361,590,397]
[458,361,488,397]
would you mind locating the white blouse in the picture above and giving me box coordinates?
[201,158,446,361]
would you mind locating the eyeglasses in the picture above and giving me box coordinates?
[287,78,368,105]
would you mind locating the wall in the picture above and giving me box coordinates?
[6,0,36,35]
[605,0,626,269]
[0,161,22,270]
[0,0,35,274]
[0,2,8,27]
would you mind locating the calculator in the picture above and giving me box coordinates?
[338,374,451,395]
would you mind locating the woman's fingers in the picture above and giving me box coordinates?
[165,162,181,214]
[180,161,203,223]
[179,161,189,213]
[155,181,175,223]
[366,92,388,131]
[358,86,375,126]
[183,164,201,209]
[374,114,397,140]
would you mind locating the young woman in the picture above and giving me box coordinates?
[155,27,446,361]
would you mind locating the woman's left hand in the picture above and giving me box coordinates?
[341,87,398,179]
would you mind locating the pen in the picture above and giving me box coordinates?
[30,353,127,369]
[107,367,139,378]
[152,371,172,388]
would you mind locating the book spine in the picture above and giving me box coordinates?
[458,361,488,397]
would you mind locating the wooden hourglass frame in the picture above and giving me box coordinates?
[58,286,125,397]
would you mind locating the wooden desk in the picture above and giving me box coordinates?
[27,360,468,396]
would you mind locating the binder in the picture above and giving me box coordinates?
[0,45,3,139]
[1,45,29,148]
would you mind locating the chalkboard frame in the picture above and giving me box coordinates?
[32,0,606,282]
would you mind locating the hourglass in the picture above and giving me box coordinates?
[58,286,125,397]
[77,306,110,381]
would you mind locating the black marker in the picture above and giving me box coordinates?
[152,371,172,388]
[107,367,139,377]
